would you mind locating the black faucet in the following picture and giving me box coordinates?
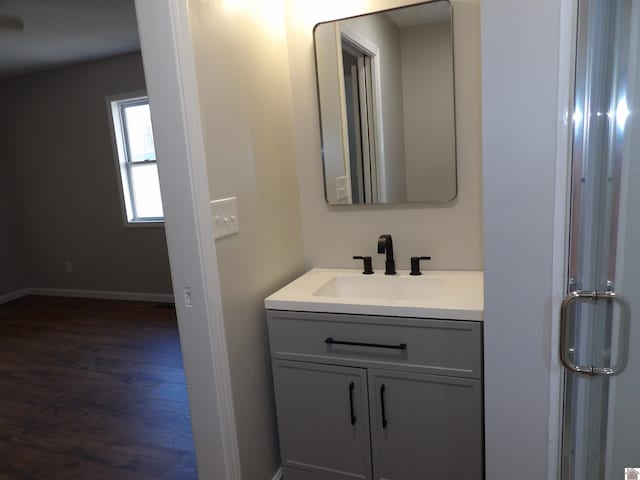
[377,234,396,275]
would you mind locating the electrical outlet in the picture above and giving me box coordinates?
[183,287,192,308]
[64,261,73,273]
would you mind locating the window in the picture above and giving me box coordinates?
[108,92,164,224]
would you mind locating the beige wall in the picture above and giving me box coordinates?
[0,53,173,295]
[285,0,482,271]
[402,20,456,202]
[187,0,305,478]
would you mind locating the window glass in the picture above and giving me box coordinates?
[130,163,164,219]
[124,103,156,163]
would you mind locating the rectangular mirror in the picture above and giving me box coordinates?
[314,1,456,205]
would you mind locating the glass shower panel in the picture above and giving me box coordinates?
[607,0,640,475]
[562,1,640,479]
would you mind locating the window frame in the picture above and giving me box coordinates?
[107,91,164,227]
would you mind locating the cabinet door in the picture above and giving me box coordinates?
[368,369,483,480]
[272,359,372,480]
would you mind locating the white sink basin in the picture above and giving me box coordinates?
[265,268,483,321]
[312,275,445,302]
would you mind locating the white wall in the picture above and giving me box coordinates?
[0,53,173,296]
[402,20,456,202]
[187,0,305,478]
[285,0,482,272]
[482,0,563,478]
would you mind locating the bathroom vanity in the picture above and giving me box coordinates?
[265,269,484,480]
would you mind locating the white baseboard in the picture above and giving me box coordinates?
[271,468,283,480]
[0,287,174,304]
[0,288,32,305]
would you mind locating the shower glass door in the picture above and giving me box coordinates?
[561,0,640,479]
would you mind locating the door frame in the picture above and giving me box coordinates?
[549,0,580,478]
[134,1,241,479]
[339,24,386,203]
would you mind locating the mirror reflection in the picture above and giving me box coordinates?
[314,1,457,205]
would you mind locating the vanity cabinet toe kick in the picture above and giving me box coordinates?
[267,310,484,480]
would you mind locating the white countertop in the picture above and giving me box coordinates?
[265,268,484,321]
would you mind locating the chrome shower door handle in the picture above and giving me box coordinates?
[559,290,631,376]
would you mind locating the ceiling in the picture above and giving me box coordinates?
[0,0,140,78]
[386,1,451,28]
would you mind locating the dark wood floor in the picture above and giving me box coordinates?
[0,296,198,480]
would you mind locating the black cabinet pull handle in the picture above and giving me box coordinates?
[349,382,356,425]
[325,338,407,351]
[380,384,388,429]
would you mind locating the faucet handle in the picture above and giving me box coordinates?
[410,256,431,276]
[353,256,374,275]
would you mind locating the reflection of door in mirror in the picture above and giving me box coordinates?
[342,38,379,203]
[314,1,457,205]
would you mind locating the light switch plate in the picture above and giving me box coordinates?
[335,175,349,201]
[210,197,239,239]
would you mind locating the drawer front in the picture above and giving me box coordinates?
[267,310,482,379]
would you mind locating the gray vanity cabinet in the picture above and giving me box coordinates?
[267,310,484,480]
[367,370,483,479]
[272,360,372,480]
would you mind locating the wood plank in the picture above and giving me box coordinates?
[0,296,198,479]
